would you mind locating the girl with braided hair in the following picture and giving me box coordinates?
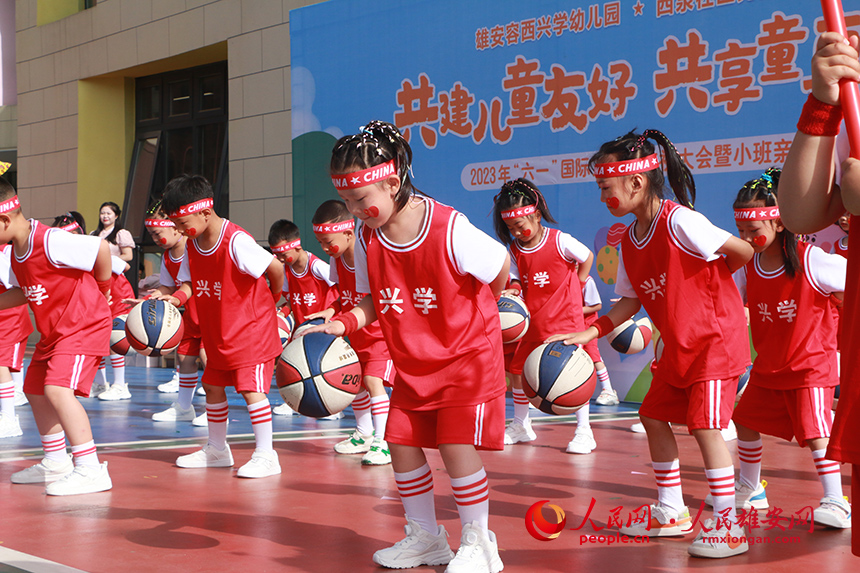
[728,167,850,529]
[548,129,754,558]
[491,178,598,454]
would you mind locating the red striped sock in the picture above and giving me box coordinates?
[395,463,437,534]
[352,390,373,435]
[248,399,273,451]
[512,388,530,424]
[71,440,100,468]
[0,381,14,417]
[653,460,684,513]
[370,394,389,440]
[41,431,68,462]
[177,373,198,410]
[812,449,843,500]
[110,354,125,385]
[206,401,229,449]
[451,467,490,531]
[737,438,762,489]
[596,367,611,391]
[706,466,737,522]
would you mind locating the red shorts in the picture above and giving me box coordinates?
[584,339,602,364]
[508,338,601,375]
[202,361,273,393]
[24,354,100,397]
[177,335,203,357]
[503,342,519,373]
[385,394,506,451]
[362,357,394,384]
[0,337,27,371]
[733,385,834,447]
[638,376,737,431]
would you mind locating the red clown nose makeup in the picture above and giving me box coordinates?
[364,206,380,218]
[753,235,767,247]
[607,197,620,209]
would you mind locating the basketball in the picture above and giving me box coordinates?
[497,294,530,343]
[736,364,751,398]
[277,311,295,347]
[522,341,596,415]
[607,317,652,354]
[276,328,363,418]
[125,299,184,357]
[654,334,664,362]
[110,314,130,355]
[292,317,324,338]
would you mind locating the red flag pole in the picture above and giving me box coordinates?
[821,0,860,158]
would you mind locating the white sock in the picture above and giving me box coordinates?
[576,403,591,430]
[812,448,843,500]
[395,463,437,534]
[451,467,490,532]
[177,372,198,410]
[370,393,390,440]
[41,431,68,462]
[653,460,684,513]
[110,354,125,386]
[12,370,24,393]
[0,381,14,417]
[512,388,530,424]
[737,438,762,489]
[706,465,737,523]
[597,367,612,391]
[71,440,100,468]
[248,398,273,452]
[206,401,229,450]
[96,358,108,386]
[352,390,373,435]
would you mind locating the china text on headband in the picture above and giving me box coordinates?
[331,159,396,191]
[0,195,20,214]
[144,218,176,228]
[734,207,780,221]
[592,154,660,178]
[272,239,301,253]
[313,220,355,234]
[167,198,213,218]
[59,221,80,232]
[501,205,537,220]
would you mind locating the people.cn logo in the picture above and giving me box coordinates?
[525,500,566,541]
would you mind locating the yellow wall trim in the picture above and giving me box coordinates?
[37,0,85,27]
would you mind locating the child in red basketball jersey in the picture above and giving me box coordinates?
[303,120,509,572]
[729,168,850,528]
[159,174,284,479]
[491,179,598,455]
[0,181,114,496]
[0,241,33,439]
[309,199,394,465]
[548,129,754,558]
[136,203,207,425]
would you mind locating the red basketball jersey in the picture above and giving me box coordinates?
[511,228,585,342]
[619,200,749,387]
[0,245,33,344]
[286,253,339,325]
[186,221,281,369]
[109,262,135,319]
[12,222,110,358]
[359,200,505,410]
[743,243,840,389]
[162,249,200,336]
[332,256,390,363]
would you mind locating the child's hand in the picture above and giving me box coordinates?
[841,156,860,215]
[811,31,860,106]
[304,308,336,322]
[103,290,112,306]
[151,292,181,308]
[122,297,145,307]
[295,320,345,338]
[545,328,597,346]
[500,288,521,297]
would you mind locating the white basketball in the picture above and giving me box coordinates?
[522,342,596,415]
[125,299,184,357]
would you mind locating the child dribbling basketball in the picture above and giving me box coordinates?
[159,174,284,478]
[548,129,754,558]
[491,179,598,454]
[309,199,394,465]
[302,120,509,572]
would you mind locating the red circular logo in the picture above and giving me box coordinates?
[525,500,567,541]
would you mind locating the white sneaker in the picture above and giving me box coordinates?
[14,390,28,406]
[0,412,23,438]
[814,496,852,529]
[688,518,749,558]
[46,462,112,496]
[237,449,281,478]
[98,383,131,401]
[191,412,209,427]
[334,429,374,454]
[362,438,391,466]
[273,403,298,416]
[196,386,206,396]
[705,480,768,510]
[11,455,74,484]
[504,419,536,445]
[176,443,234,468]
[372,518,454,569]
[720,420,737,442]
[595,388,620,406]
[619,502,692,537]
[320,411,344,420]
[630,422,646,433]
[157,372,180,393]
[152,402,196,422]
[88,382,107,398]
[446,522,503,573]
[566,427,596,454]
